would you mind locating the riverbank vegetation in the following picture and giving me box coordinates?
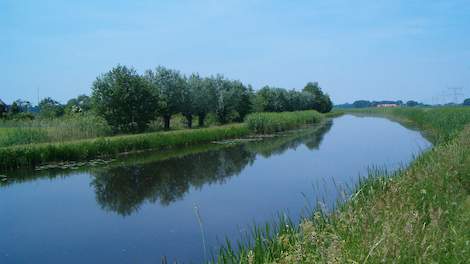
[0,110,328,170]
[245,111,323,134]
[1,65,332,135]
[215,107,470,263]
[0,64,334,170]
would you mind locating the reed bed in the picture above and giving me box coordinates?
[215,107,470,263]
[0,111,334,170]
[0,124,249,170]
[245,110,323,134]
[0,114,111,147]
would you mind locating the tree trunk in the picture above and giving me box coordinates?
[186,115,193,129]
[198,113,205,127]
[164,115,171,130]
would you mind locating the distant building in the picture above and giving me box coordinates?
[376,103,399,108]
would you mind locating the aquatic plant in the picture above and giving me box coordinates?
[245,110,323,134]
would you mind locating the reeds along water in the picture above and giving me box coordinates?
[245,110,324,134]
[214,107,470,263]
[0,110,327,170]
[0,124,250,170]
[0,114,111,147]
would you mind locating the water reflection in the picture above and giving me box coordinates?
[1,121,333,217]
[92,145,256,215]
[91,121,332,216]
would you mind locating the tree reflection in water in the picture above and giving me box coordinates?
[91,121,332,216]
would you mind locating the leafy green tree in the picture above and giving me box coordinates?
[352,100,371,108]
[255,86,290,112]
[11,99,32,113]
[66,95,92,114]
[213,75,233,124]
[9,101,21,115]
[92,65,158,133]
[463,98,470,106]
[406,100,419,107]
[195,77,217,126]
[180,75,196,128]
[38,97,64,118]
[182,74,217,128]
[0,99,6,118]
[303,82,333,113]
[230,81,253,122]
[145,66,185,130]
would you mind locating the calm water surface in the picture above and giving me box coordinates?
[0,115,431,263]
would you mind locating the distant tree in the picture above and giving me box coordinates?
[213,75,234,124]
[10,99,32,113]
[180,75,196,128]
[463,98,470,106]
[195,77,217,126]
[230,81,253,122]
[0,99,6,118]
[352,100,372,108]
[255,86,289,112]
[303,82,333,113]
[144,66,185,130]
[9,101,21,115]
[406,100,419,107]
[182,74,216,128]
[66,95,92,114]
[92,65,158,133]
[38,97,64,118]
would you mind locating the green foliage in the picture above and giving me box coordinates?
[38,97,64,118]
[65,94,92,114]
[194,75,217,127]
[0,124,249,170]
[406,100,419,107]
[0,99,7,118]
[144,66,185,129]
[463,98,470,106]
[303,82,333,113]
[92,65,158,133]
[0,114,111,147]
[9,101,20,115]
[245,110,323,134]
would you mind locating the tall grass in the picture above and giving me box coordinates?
[0,111,335,170]
[215,107,470,263]
[0,114,111,147]
[245,110,323,134]
[349,107,470,143]
[0,124,249,170]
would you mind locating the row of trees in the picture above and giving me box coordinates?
[0,96,93,120]
[1,65,333,134]
[336,100,426,108]
[91,65,333,133]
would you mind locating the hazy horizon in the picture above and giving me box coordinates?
[2,0,469,105]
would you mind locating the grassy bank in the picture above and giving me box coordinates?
[245,110,323,134]
[216,107,470,263]
[0,110,325,171]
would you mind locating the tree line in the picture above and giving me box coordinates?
[1,65,333,133]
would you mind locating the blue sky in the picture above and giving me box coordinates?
[2,0,470,105]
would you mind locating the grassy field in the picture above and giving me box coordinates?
[0,110,326,170]
[215,107,470,263]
